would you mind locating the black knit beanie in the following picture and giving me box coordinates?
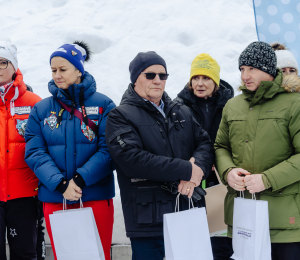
[239,41,277,77]
[129,51,167,84]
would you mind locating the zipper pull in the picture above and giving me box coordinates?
[206,103,208,113]
[159,128,165,139]
[175,115,184,128]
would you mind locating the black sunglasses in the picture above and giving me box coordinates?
[141,72,169,80]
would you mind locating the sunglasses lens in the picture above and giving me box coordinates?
[145,73,156,80]
[144,73,168,80]
[159,74,168,80]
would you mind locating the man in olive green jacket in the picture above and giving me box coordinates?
[215,41,300,259]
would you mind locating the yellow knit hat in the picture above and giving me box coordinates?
[190,53,220,86]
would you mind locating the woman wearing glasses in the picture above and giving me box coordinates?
[174,53,234,260]
[0,41,42,260]
[271,42,299,76]
[25,41,115,260]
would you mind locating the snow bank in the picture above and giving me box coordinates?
[1,0,258,244]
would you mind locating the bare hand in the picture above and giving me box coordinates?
[189,157,204,187]
[244,174,265,194]
[63,179,82,201]
[227,168,250,191]
[178,180,196,199]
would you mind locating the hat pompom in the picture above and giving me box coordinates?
[73,41,92,62]
[271,42,287,51]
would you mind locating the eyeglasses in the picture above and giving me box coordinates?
[141,72,169,80]
[0,60,11,70]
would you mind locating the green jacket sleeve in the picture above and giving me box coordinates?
[214,102,236,185]
[263,98,300,191]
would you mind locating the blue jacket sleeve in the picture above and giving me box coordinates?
[25,105,64,191]
[76,99,116,186]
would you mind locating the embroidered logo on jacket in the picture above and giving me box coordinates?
[10,228,17,237]
[44,112,57,130]
[14,106,31,115]
[81,120,98,141]
[16,119,28,137]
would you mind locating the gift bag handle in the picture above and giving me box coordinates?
[239,191,245,198]
[238,191,256,200]
[175,193,194,212]
[63,198,84,211]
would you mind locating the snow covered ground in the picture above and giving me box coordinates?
[1,0,258,244]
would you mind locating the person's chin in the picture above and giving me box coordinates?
[246,85,257,91]
[195,92,206,98]
[150,90,163,96]
[57,84,68,89]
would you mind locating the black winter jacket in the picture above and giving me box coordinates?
[174,79,234,143]
[105,84,214,238]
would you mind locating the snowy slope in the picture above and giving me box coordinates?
[1,0,258,244]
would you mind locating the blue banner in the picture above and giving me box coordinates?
[253,0,300,73]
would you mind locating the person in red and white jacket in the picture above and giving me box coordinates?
[0,41,42,260]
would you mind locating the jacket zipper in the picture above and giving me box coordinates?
[157,120,168,146]
[135,186,159,189]
[5,105,8,201]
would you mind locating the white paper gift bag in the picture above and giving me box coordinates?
[231,193,271,260]
[49,199,105,260]
[163,194,213,260]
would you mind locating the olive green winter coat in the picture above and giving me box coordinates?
[215,71,300,243]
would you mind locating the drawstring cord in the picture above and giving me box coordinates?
[10,87,19,117]
[176,115,184,128]
[0,82,18,117]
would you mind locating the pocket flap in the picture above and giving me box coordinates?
[108,127,132,143]
[136,192,153,204]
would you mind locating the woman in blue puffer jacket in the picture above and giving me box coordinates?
[25,41,115,260]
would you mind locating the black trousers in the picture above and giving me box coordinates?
[211,237,233,260]
[211,236,300,260]
[130,236,165,260]
[0,197,39,260]
[271,242,300,260]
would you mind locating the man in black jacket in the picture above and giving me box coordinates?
[105,51,214,260]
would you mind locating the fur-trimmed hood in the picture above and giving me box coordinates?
[281,74,300,93]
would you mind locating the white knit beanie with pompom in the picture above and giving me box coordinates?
[0,41,18,71]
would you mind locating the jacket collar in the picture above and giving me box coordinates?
[120,83,176,116]
[0,69,27,105]
[48,71,96,106]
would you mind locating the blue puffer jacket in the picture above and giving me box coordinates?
[25,72,116,204]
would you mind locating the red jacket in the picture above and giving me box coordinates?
[0,69,41,202]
